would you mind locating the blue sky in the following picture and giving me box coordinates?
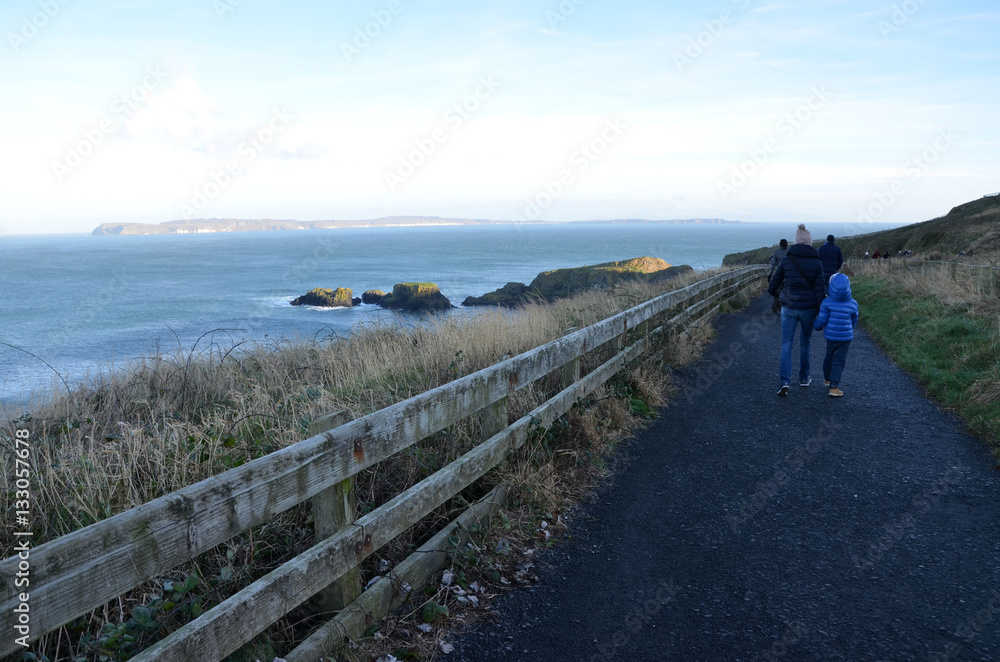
[0,0,997,233]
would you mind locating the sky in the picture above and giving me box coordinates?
[0,0,997,234]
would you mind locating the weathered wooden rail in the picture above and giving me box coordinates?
[0,266,766,660]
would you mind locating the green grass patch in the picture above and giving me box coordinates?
[852,276,1000,448]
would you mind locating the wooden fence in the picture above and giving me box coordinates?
[0,265,766,661]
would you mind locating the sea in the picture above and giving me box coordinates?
[0,222,897,407]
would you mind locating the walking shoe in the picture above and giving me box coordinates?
[777,384,790,397]
[829,387,844,397]
[824,380,830,387]
[800,377,812,387]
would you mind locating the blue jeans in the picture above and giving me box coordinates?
[823,340,852,388]
[780,307,816,385]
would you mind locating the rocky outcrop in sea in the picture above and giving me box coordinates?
[377,283,454,312]
[290,287,354,307]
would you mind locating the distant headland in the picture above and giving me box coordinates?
[91,216,747,236]
[569,218,745,226]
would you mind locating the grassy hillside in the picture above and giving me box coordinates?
[723,196,1000,265]
[849,260,1000,449]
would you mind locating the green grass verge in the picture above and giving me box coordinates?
[852,276,1000,449]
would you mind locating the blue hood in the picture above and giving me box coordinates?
[828,273,851,301]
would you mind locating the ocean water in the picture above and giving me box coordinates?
[0,222,849,405]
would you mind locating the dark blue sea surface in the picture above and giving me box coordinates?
[0,222,888,405]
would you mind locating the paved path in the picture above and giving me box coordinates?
[453,293,1000,661]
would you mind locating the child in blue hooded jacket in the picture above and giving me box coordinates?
[813,273,859,397]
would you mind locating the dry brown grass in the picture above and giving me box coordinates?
[1,271,711,552]
[847,259,1000,315]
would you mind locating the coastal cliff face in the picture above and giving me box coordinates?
[529,257,672,299]
[462,282,532,307]
[463,257,693,307]
[362,289,387,304]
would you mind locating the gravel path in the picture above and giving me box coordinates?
[452,293,1000,661]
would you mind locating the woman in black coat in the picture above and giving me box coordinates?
[767,224,826,395]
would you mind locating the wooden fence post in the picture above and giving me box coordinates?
[634,319,650,345]
[561,354,581,388]
[611,320,627,351]
[308,410,362,613]
[480,396,508,439]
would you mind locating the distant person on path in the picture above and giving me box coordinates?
[872,249,881,260]
[818,234,844,284]
[813,273,859,397]
[767,238,789,314]
[768,224,826,396]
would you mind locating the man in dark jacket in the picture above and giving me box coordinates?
[767,224,826,395]
[818,234,844,284]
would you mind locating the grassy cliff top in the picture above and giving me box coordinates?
[463,257,689,307]
[392,282,440,295]
[529,257,671,286]
[528,257,674,299]
[723,196,1000,265]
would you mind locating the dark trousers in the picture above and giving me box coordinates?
[823,340,852,388]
